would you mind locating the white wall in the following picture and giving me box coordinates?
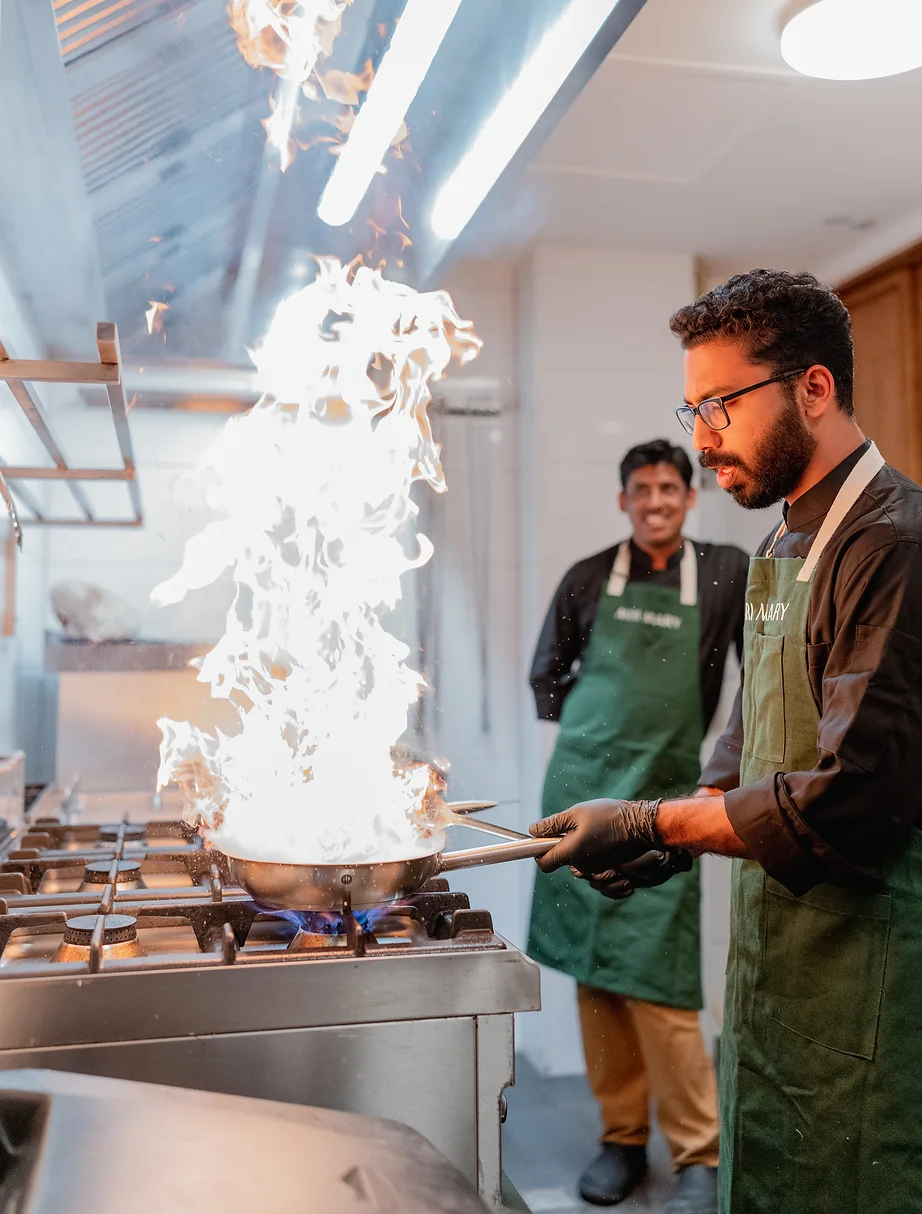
[9,406,230,782]
[47,407,232,642]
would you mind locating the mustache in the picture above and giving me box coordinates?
[697,451,748,472]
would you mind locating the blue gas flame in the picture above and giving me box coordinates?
[266,906,389,936]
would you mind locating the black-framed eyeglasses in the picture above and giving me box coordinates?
[675,369,808,436]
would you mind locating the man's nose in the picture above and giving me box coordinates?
[692,413,721,452]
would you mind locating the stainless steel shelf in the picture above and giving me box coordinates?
[0,322,142,542]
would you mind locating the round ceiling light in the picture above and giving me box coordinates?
[780,0,922,80]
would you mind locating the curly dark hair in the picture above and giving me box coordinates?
[620,439,693,490]
[669,269,854,416]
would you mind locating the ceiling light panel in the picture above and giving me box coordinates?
[781,0,922,81]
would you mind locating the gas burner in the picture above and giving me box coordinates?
[53,914,146,964]
[99,824,145,843]
[80,860,144,892]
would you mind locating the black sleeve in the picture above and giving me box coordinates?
[733,548,748,662]
[726,538,922,894]
[699,678,744,791]
[529,573,587,722]
[697,545,749,785]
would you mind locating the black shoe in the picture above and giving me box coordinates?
[664,1164,718,1214]
[578,1143,647,1206]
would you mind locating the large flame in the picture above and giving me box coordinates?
[154,259,480,864]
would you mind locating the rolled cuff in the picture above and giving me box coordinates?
[724,775,826,896]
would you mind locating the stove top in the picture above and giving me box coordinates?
[0,803,503,977]
[0,789,539,1211]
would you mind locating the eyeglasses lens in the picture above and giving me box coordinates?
[700,399,727,430]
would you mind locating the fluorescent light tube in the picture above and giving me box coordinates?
[318,0,464,227]
[430,0,622,242]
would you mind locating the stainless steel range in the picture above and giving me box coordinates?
[0,786,540,1210]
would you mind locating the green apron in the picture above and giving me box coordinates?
[721,442,922,1213]
[528,539,704,1010]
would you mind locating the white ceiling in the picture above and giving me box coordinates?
[510,0,922,282]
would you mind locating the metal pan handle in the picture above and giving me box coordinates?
[443,800,498,815]
[438,833,562,873]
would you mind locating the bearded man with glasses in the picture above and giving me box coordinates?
[530,269,922,1214]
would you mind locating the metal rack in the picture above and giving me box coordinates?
[0,321,142,542]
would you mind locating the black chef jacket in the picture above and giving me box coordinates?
[701,441,922,895]
[530,538,749,732]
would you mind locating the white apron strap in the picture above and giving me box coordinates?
[680,539,697,607]
[797,442,885,583]
[606,541,632,598]
[606,539,697,604]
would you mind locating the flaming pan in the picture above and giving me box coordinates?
[221,804,562,911]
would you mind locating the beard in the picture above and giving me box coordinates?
[698,400,817,510]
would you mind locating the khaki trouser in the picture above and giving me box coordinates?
[577,983,720,1170]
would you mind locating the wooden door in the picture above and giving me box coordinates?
[840,267,922,482]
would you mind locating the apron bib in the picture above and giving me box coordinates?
[721,443,922,1213]
[528,541,705,1009]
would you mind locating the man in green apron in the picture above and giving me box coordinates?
[531,269,922,1214]
[528,439,748,1210]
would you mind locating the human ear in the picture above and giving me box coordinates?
[800,365,836,420]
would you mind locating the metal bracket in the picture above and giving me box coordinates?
[0,322,142,536]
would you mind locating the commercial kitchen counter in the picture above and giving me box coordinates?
[45,632,234,792]
[45,634,209,673]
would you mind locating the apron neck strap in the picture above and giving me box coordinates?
[797,442,885,583]
[679,539,697,606]
[606,541,632,598]
[606,539,698,606]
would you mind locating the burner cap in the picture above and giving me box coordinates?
[82,860,142,886]
[99,824,145,842]
[63,914,139,947]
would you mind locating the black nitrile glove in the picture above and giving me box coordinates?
[529,798,663,874]
[578,848,693,901]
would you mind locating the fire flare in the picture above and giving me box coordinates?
[145,301,169,336]
[230,0,352,167]
[229,0,350,80]
[154,259,480,865]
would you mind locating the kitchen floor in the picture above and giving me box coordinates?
[503,1056,676,1213]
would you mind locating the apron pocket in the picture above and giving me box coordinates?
[746,633,786,764]
[761,878,890,1060]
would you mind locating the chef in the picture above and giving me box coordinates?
[531,268,922,1214]
[528,438,748,1211]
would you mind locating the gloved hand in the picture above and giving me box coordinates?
[529,798,663,874]
[577,848,693,902]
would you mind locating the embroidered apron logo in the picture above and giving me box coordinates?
[745,600,790,622]
[615,605,682,630]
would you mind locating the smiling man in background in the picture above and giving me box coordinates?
[528,439,747,1212]
[532,270,922,1213]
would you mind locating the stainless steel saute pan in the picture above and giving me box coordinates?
[220,803,562,911]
